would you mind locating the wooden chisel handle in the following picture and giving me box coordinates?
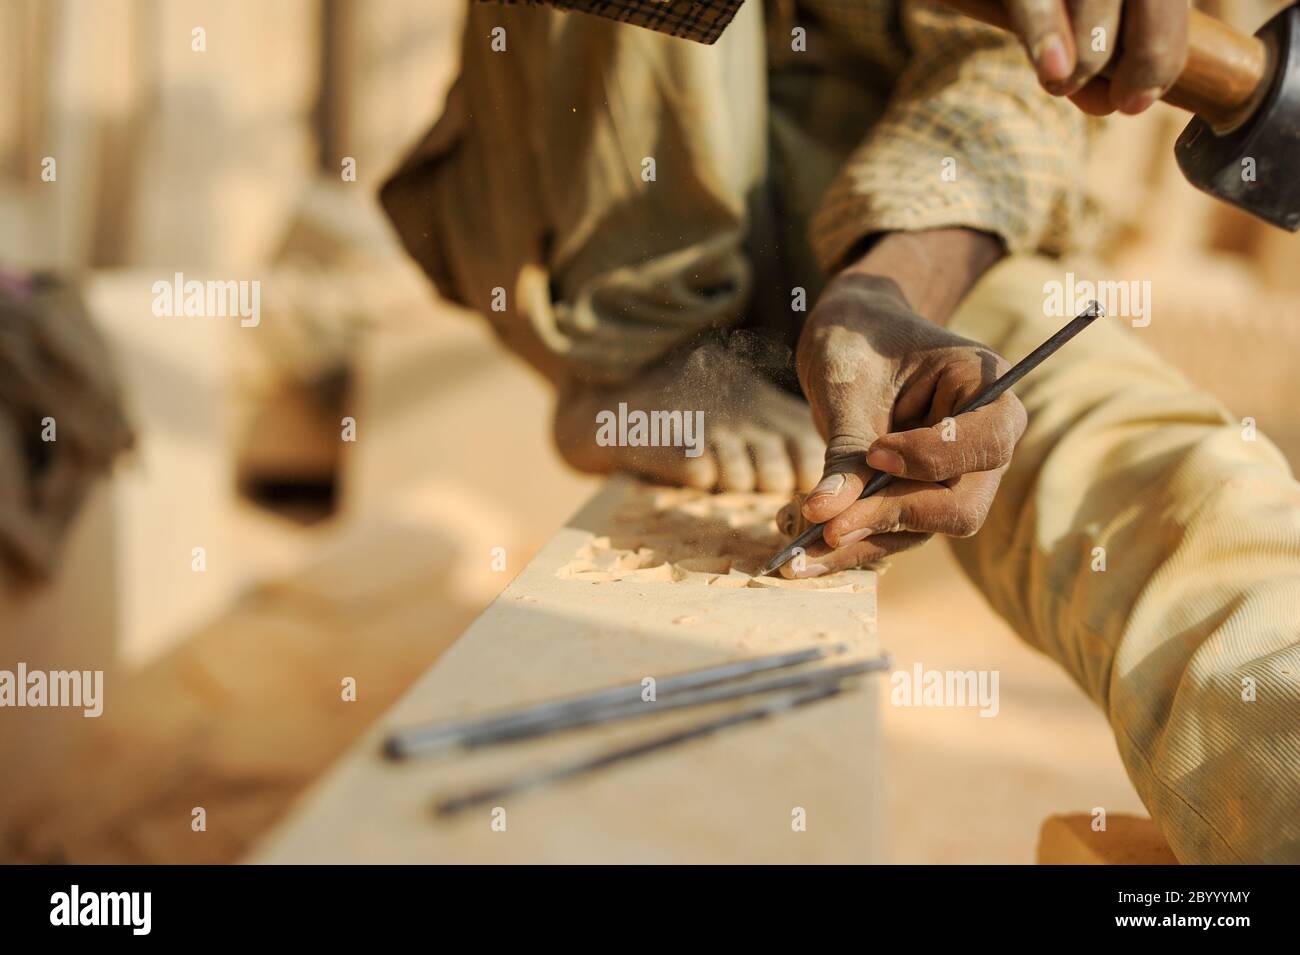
[939,0,1271,128]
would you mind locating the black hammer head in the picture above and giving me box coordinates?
[1175,4,1300,231]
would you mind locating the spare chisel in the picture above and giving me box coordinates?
[385,642,856,759]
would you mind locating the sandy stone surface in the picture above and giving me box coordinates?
[557,486,872,592]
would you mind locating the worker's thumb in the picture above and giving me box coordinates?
[802,419,878,525]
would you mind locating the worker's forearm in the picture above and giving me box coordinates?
[838,229,1005,326]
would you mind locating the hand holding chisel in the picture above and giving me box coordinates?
[762,302,1104,576]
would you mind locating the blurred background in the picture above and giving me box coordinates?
[0,0,1295,863]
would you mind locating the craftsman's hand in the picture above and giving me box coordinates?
[783,267,1026,578]
[1005,0,1189,115]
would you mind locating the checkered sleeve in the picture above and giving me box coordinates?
[809,0,1096,272]
[483,0,745,43]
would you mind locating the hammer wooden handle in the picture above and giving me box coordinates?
[940,0,1270,128]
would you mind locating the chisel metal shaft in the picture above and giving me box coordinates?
[433,682,848,817]
[385,642,851,759]
[436,654,888,752]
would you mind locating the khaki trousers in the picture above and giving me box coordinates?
[384,2,1300,862]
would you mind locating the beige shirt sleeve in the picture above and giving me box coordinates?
[810,0,1095,272]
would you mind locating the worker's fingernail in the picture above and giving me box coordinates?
[1033,34,1071,84]
[788,562,830,579]
[835,528,872,546]
[1118,87,1160,115]
[866,448,904,474]
[808,473,845,499]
